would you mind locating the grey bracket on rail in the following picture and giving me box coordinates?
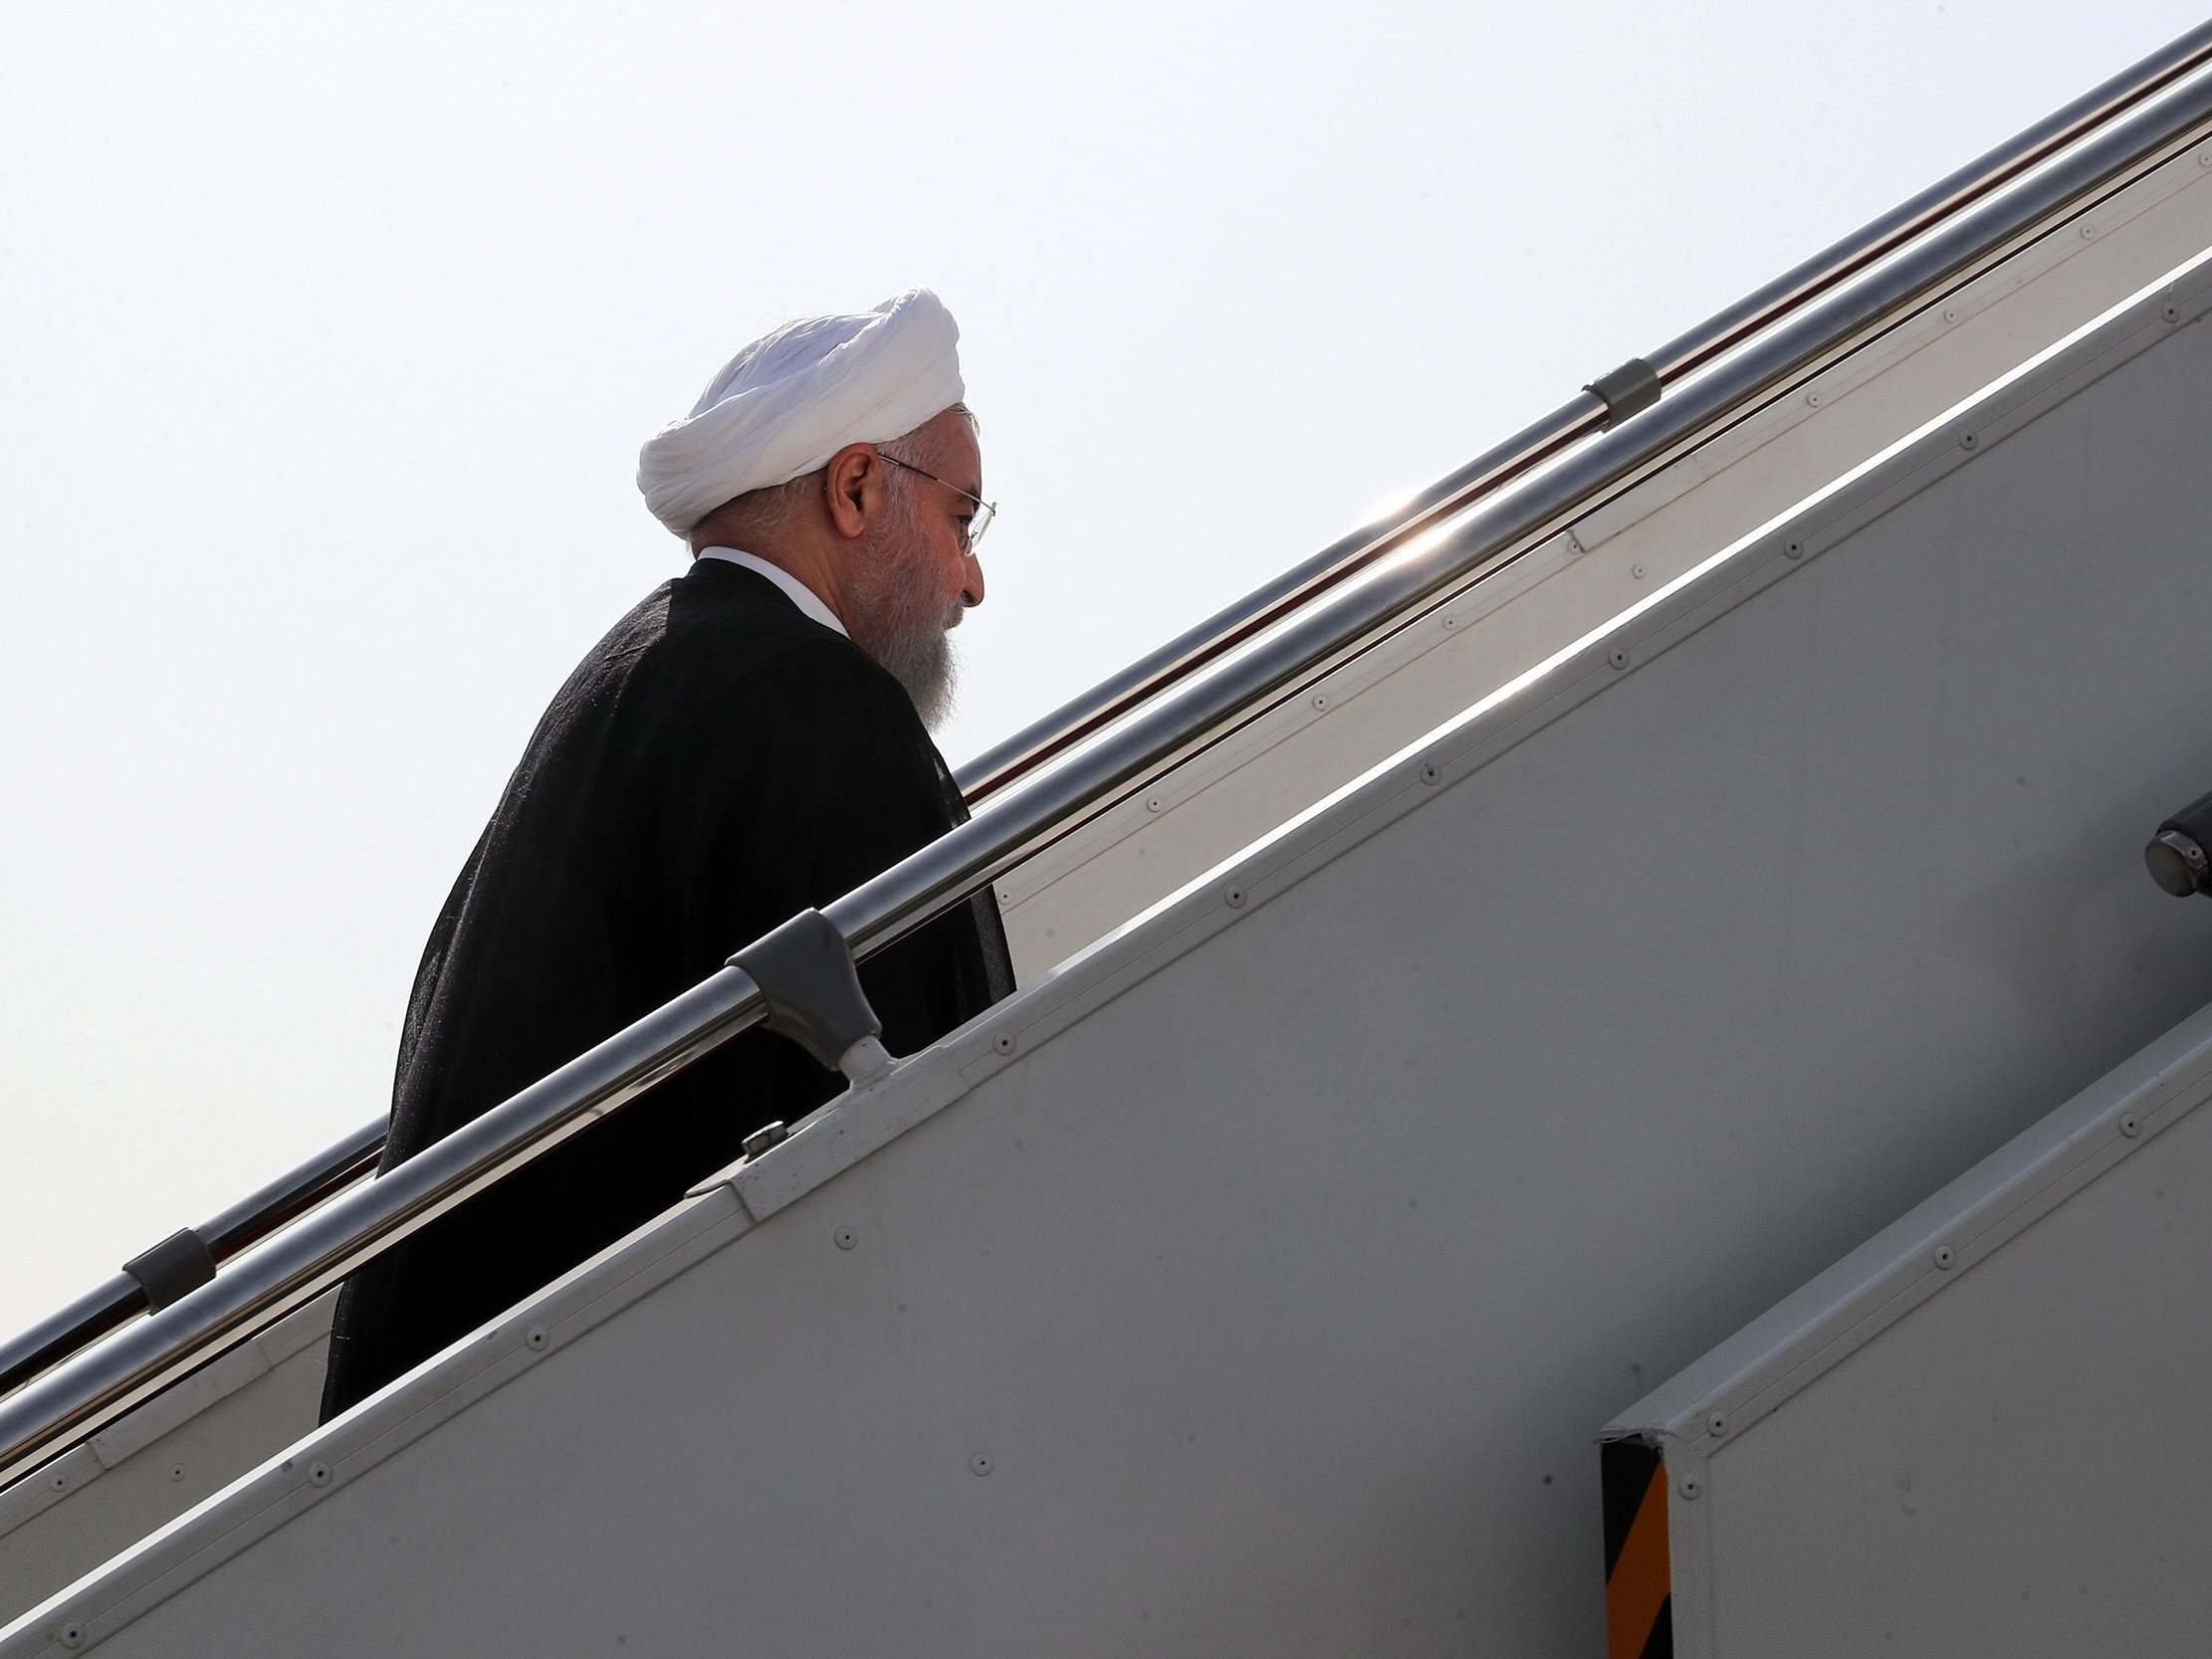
[729,909,888,1083]
[1584,357,1662,428]
[121,1229,217,1313]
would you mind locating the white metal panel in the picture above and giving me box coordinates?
[995,131,2212,981]
[0,1297,331,1628]
[12,245,2212,1659]
[1604,1000,2212,1659]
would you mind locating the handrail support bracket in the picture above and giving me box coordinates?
[729,910,888,1087]
[121,1230,217,1314]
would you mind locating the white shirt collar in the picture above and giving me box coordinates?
[695,547,848,638]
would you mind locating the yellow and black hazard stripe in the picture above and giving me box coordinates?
[1601,1437,1672,1659]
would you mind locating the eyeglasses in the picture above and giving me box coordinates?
[876,452,996,555]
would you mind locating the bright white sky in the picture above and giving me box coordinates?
[1,0,2200,1344]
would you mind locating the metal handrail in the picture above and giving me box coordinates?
[7,29,2212,1489]
[950,20,2212,806]
[20,19,2210,1418]
[0,1126,384,1397]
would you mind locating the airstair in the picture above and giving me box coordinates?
[9,27,2212,1656]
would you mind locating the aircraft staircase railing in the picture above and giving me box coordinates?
[7,17,2212,1494]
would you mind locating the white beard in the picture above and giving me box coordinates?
[867,613,958,730]
[845,517,961,729]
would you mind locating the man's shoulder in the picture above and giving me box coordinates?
[670,574,896,697]
[585,562,917,736]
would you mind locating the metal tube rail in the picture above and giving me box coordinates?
[0,1125,385,1398]
[0,971,770,1487]
[1642,19,2212,385]
[8,35,2212,1489]
[9,27,2209,1414]
[952,19,2212,808]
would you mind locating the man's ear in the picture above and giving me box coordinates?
[822,445,882,540]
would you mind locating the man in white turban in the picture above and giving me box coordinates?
[639,285,990,726]
[321,289,1013,1421]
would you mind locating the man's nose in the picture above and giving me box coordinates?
[961,555,986,609]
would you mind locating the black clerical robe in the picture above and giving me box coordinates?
[319,558,1011,1420]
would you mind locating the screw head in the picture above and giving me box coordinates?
[168,1462,186,1483]
[969,1453,994,1478]
[1959,431,1979,451]
[1608,648,1630,671]
[525,1327,549,1351]
[1224,885,1247,909]
[1805,390,1821,408]
[834,1226,859,1251]
[992,1031,1017,1055]
[1706,1411,1729,1437]
[1145,795,1162,813]
[2080,223,2096,239]
[1311,693,1329,711]
[1676,1476,1702,1500]
[1933,1245,1956,1271]
[307,1461,332,1488]
[2120,1113,2141,1139]
[1785,538,1804,559]
[1418,762,1440,786]
[47,1471,68,1492]
[1631,563,1647,579]
[1441,613,1458,629]
[59,1622,85,1650]
[1943,306,1960,322]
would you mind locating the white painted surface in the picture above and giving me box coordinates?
[1608,1002,2212,1658]
[0,1296,331,1628]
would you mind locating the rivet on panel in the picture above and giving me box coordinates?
[2162,303,2181,324]
[1224,885,1247,909]
[970,1453,995,1478]
[307,1461,332,1488]
[1144,795,1162,813]
[992,1031,1017,1056]
[2199,147,2212,167]
[1676,1476,1702,1501]
[48,1470,69,1493]
[1932,1245,1955,1271]
[58,1623,85,1651]
[1804,389,1821,408]
[1631,563,1647,579]
[1942,306,1960,323]
[1441,613,1459,629]
[1784,539,1804,559]
[2079,222,2096,239]
[1706,1412,1729,1437]
[1607,648,1630,671]
[1418,762,1441,787]
[1959,431,1979,451]
[525,1327,549,1352]
[2120,1113,2141,1139]
[1311,693,1329,711]
[833,1226,859,1251]
[167,1462,186,1483]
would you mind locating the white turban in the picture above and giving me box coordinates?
[637,286,966,538]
